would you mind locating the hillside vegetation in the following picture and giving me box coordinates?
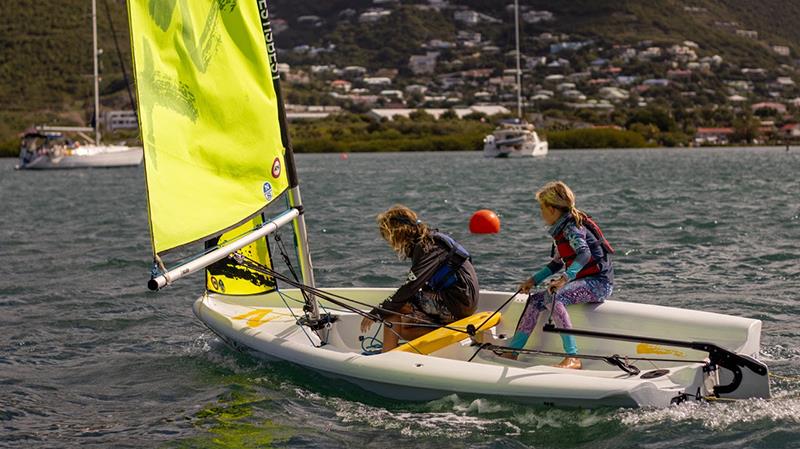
[2,0,800,154]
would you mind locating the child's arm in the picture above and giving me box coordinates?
[532,258,564,285]
[563,225,591,280]
[369,246,444,318]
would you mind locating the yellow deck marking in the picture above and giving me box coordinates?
[233,309,276,328]
[636,343,686,357]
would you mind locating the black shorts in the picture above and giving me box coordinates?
[408,290,456,325]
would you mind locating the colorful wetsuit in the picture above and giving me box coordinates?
[509,213,614,355]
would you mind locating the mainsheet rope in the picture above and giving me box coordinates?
[228,243,725,373]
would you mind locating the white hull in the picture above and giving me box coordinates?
[18,145,143,169]
[193,288,769,408]
[483,140,548,158]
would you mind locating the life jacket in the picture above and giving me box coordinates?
[427,232,471,292]
[551,215,614,280]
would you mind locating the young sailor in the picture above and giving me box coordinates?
[505,181,614,369]
[360,205,479,352]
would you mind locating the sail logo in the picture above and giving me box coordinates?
[263,182,273,201]
[271,157,281,178]
[256,0,279,79]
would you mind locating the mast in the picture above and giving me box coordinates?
[258,1,318,318]
[514,0,522,119]
[92,0,101,144]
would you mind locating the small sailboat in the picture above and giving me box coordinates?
[128,1,769,408]
[17,0,142,170]
[483,0,548,158]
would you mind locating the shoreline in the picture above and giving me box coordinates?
[2,144,793,159]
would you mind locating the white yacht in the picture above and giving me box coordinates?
[16,0,142,170]
[17,127,142,169]
[483,119,548,157]
[483,0,548,158]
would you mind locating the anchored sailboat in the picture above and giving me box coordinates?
[483,0,548,158]
[17,0,142,170]
[128,0,769,407]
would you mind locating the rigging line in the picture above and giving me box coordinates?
[480,343,708,364]
[360,322,384,354]
[101,0,136,113]
[276,291,352,314]
[468,342,491,362]
[475,288,523,335]
[383,321,426,355]
[273,233,316,312]
[236,254,473,335]
[275,289,321,347]
[160,217,281,273]
[237,256,377,320]
[545,288,556,325]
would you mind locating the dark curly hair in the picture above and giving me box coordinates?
[376,205,434,259]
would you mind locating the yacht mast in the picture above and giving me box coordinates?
[514,0,522,119]
[92,0,101,144]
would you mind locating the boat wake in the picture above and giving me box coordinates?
[615,391,800,430]
[760,344,800,362]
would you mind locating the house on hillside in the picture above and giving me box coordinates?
[522,10,554,24]
[330,80,352,92]
[735,29,758,39]
[363,77,393,86]
[694,127,734,145]
[780,123,800,138]
[297,15,323,27]
[359,9,392,23]
[409,53,439,75]
[105,111,138,131]
[751,102,787,114]
[772,45,791,57]
[454,10,479,24]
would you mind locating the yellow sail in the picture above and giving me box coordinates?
[206,215,276,295]
[127,0,289,255]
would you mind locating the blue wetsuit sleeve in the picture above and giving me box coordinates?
[564,224,590,280]
[532,266,553,285]
[532,258,563,284]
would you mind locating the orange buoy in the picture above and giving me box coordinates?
[469,209,501,234]
[339,152,349,160]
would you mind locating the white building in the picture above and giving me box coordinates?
[454,10,479,24]
[359,9,392,23]
[297,15,322,27]
[104,110,138,131]
[409,52,439,75]
[773,45,791,57]
[522,10,554,24]
[363,77,393,86]
[367,105,510,121]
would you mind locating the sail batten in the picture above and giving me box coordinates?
[128,0,290,256]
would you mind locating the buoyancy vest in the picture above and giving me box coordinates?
[427,232,471,292]
[552,215,614,280]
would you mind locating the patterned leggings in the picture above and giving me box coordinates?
[509,278,613,355]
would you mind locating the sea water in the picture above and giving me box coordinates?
[1,147,798,448]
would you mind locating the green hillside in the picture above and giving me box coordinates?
[2,0,800,154]
[0,0,135,150]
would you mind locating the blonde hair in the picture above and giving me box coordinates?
[535,181,587,227]
[377,205,433,259]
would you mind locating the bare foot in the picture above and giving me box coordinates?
[554,357,582,369]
